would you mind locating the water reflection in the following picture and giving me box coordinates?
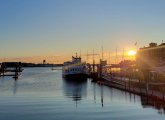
[101,84,104,107]
[63,77,87,102]
[92,80,165,114]
[13,79,18,95]
[141,95,165,114]
[93,82,96,103]
[0,76,18,94]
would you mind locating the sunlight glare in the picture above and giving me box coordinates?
[128,50,136,56]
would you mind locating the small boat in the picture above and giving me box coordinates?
[62,55,89,78]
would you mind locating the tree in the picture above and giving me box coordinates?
[43,60,46,64]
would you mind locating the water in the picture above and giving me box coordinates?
[0,67,164,120]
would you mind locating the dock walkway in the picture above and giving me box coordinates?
[98,73,165,101]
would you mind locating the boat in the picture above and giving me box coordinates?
[62,55,89,78]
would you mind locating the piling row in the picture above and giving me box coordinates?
[0,62,23,79]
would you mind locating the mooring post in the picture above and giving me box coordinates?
[2,63,5,77]
[18,62,21,72]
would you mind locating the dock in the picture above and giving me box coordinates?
[87,60,165,102]
[0,62,23,79]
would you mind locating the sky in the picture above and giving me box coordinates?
[0,0,165,63]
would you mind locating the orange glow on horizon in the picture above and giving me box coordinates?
[0,49,138,64]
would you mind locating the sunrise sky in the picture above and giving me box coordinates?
[0,0,165,63]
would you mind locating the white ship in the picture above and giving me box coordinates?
[62,55,89,78]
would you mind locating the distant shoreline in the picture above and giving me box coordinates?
[1,62,63,68]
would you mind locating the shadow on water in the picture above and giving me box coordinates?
[141,95,165,114]
[92,79,165,114]
[63,77,87,102]
[13,79,18,95]
[110,87,165,114]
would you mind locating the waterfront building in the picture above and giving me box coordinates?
[136,43,165,69]
[136,43,165,81]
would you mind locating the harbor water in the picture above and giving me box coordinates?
[0,67,164,120]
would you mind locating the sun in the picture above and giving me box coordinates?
[128,50,136,56]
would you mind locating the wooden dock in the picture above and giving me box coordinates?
[0,62,23,79]
[90,73,165,102]
[87,61,165,102]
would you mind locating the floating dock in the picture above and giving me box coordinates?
[0,62,23,79]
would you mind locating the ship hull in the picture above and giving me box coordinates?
[63,73,88,79]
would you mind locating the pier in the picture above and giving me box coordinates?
[0,62,23,79]
[87,59,165,102]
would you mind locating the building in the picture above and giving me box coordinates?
[136,43,165,81]
[136,42,165,70]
